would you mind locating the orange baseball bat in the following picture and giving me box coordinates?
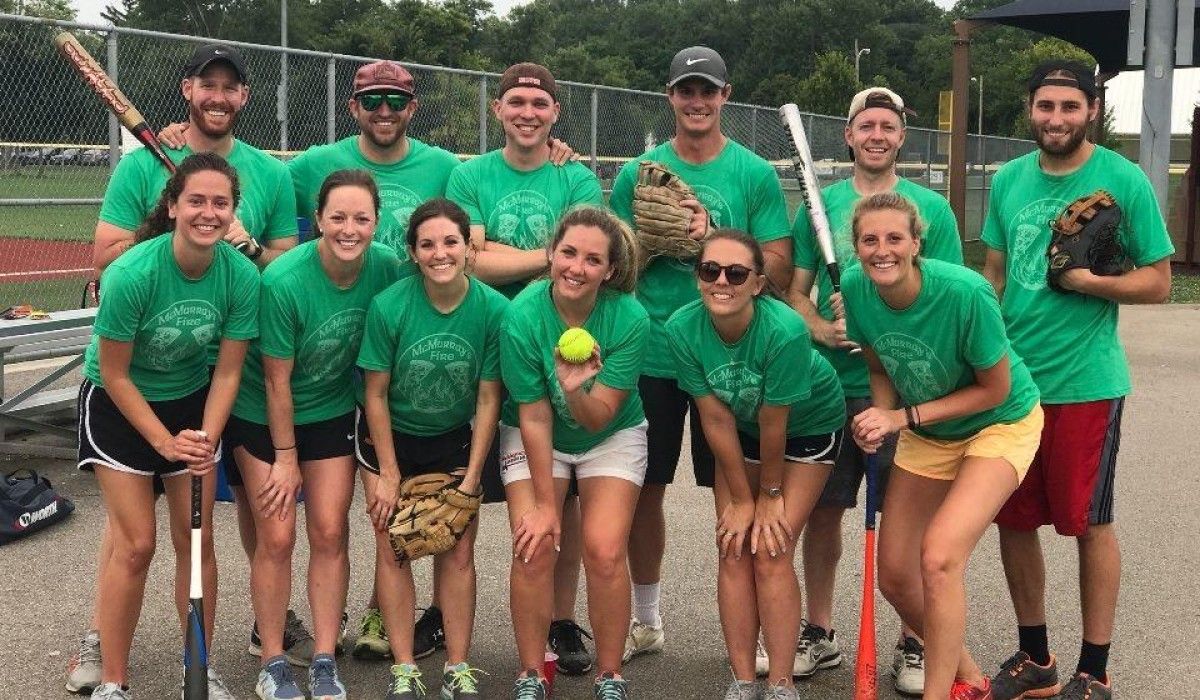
[854,456,879,699]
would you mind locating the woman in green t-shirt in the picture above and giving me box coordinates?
[498,207,647,699]
[355,199,505,698]
[665,230,845,700]
[844,192,1043,700]
[77,153,259,698]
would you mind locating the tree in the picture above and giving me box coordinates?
[795,51,860,117]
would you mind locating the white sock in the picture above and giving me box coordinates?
[632,582,662,628]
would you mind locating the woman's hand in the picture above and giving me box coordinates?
[154,429,213,467]
[751,493,793,558]
[716,499,755,560]
[257,449,302,520]
[554,347,602,394]
[852,406,906,452]
[513,502,560,563]
[367,469,401,533]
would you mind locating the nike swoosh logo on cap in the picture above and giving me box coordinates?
[685,58,708,66]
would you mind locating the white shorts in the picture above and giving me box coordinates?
[498,421,649,487]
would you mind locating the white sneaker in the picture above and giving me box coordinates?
[620,619,664,663]
[67,629,102,693]
[90,683,131,700]
[792,622,841,678]
[762,680,799,700]
[891,635,925,696]
[754,636,769,677]
[723,678,759,700]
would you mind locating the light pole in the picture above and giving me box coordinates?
[971,76,985,237]
[854,40,871,85]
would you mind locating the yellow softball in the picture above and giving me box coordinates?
[557,327,596,364]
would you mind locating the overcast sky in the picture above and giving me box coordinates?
[70,0,958,26]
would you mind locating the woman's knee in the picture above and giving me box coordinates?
[512,545,557,581]
[438,538,477,574]
[256,522,297,561]
[878,554,918,605]
[307,517,348,557]
[920,538,965,589]
[582,538,628,581]
[752,548,797,580]
[114,533,157,573]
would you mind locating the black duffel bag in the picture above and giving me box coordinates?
[0,469,74,544]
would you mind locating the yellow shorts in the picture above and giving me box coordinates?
[893,405,1044,482]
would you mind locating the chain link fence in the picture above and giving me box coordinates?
[0,12,1036,311]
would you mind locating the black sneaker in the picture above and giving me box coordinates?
[989,651,1060,700]
[413,606,446,660]
[548,619,594,676]
[1057,672,1111,700]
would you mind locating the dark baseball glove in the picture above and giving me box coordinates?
[633,160,706,262]
[387,473,480,563]
[1046,189,1126,292]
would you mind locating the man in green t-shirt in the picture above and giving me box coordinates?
[608,46,793,664]
[981,61,1174,700]
[786,87,963,693]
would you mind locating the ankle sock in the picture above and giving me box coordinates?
[632,582,661,627]
[1076,640,1110,681]
[1018,624,1050,666]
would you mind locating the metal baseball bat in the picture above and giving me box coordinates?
[853,454,879,700]
[183,431,208,699]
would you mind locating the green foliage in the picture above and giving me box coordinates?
[795,51,860,117]
[1,0,73,19]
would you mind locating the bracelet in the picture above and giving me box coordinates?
[914,404,922,427]
[904,405,916,430]
[274,444,296,451]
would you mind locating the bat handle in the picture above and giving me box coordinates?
[864,454,879,530]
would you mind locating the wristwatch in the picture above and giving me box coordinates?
[761,485,783,498]
[237,238,264,261]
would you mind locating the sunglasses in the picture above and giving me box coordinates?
[695,261,753,286]
[357,93,412,111]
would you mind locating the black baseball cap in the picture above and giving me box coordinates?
[184,44,249,84]
[667,46,728,88]
[1028,60,1096,101]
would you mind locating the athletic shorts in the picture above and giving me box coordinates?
[995,399,1123,537]
[639,375,716,486]
[77,379,220,478]
[354,407,474,479]
[894,405,1043,482]
[498,421,649,487]
[818,398,896,510]
[224,411,355,469]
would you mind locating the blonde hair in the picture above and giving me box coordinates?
[850,191,925,245]
[548,206,641,293]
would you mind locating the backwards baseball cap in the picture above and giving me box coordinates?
[353,60,416,97]
[847,87,911,124]
[667,46,728,88]
[183,44,249,83]
[497,63,557,100]
[1028,60,1097,101]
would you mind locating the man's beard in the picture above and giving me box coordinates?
[188,102,239,139]
[362,121,405,149]
[1034,122,1088,157]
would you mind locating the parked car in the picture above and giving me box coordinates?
[49,148,80,164]
[14,147,55,165]
[79,148,108,165]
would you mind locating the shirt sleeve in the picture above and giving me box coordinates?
[572,168,606,208]
[980,172,1008,252]
[666,318,710,398]
[222,258,260,341]
[97,154,152,231]
[445,165,483,226]
[286,155,315,233]
[1121,171,1176,266]
[262,164,299,241]
[923,198,964,264]
[764,324,813,406]
[356,297,396,372]
[791,207,818,269]
[962,283,1008,370]
[257,278,298,359]
[499,311,548,404]
[748,165,791,243]
[595,303,648,392]
[481,293,508,381]
[92,265,147,342]
[608,161,638,227]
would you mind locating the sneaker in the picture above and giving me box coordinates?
[335,611,349,656]
[1057,672,1112,700]
[441,662,484,698]
[206,668,238,700]
[387,663,428,700]
[354,608,392,660]
[990,651,1061,699]
[548,619,594,676]
[793,622,841,678]
[951,677,994,700]
[414,606,447,660]
[309,654,347,700]
[250,609,316,667]
[90,683,131,700]
[754,636,769,677]
[256,656,305,700]
[891,635,925,696]
[621,619,664,663]
[724,679,759,700]
[67,629,102,694]
[510,672,548,700]
[762,680,800,700]
[593,672,629,699]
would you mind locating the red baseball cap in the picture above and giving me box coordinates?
[352,61,415,97]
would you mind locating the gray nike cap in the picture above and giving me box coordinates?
[667,46,728,88]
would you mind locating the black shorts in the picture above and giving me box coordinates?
[817,398,896,510]
[77,379,218,478]
[640,375,716,486]
[739,428,844,466]
[224,411,355,481]
[354,407,477,480]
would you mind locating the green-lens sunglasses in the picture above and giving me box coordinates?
[357,93,412,111]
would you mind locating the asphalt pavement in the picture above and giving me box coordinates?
[1,304,1197,699]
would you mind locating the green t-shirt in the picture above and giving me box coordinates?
[499,280,648,454]
[287,136,460,257]
[842,259,1040,441]
[231,241,401,425]
[99,140,298,242]
[792,178,964,398]
[610,139,791,379]
[445,149,605,297]
[357,276,508,436]
[981,146,1174,403]
[83,234,260,401]
[666,296,846,438]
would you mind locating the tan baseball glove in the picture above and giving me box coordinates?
[633,160,706,261]
[387,473,480,563]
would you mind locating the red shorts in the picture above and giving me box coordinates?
[994,399,1123,537]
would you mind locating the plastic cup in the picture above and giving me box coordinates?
[543,651,558,694]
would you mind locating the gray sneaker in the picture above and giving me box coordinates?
[593,672,629,699]
[250,609,316,667]
[891,635,925,696]
[256,656,305,700]
[67,629,102,694]
[205,668,238,700]
[792,622,841,678]
[510,671,548,700]
[762,681,799,700]
[1054,671,1108,700]
[309,654,347,700]
[90,684,131,700]
[990,651,1060,700]
[387,663,428,700]
[441,662,483,698]
[723,679,759,700]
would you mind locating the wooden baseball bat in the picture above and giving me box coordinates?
[53,31,176,174]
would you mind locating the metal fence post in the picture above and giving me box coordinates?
[751,108,758,153]
[478,76,488,155]
[590,88,599,174]
[326,57,337,144]
[106,31,119,168]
